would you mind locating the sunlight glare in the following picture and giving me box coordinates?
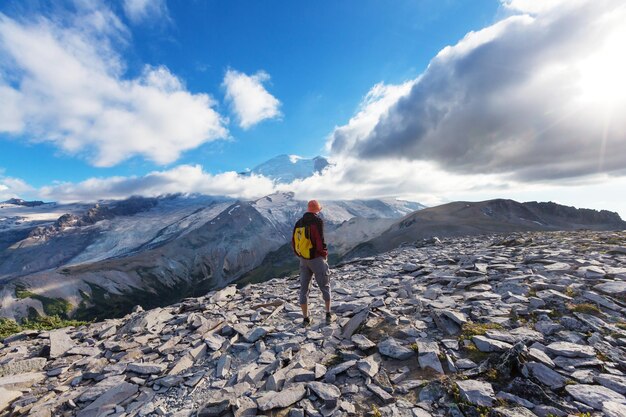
[578,26,626,109]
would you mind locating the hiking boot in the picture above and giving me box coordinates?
[303,317,312,327]
[325,312,334,323]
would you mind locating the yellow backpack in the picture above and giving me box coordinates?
[293,225,314,259]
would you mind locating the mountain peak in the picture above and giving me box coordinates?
[244,154,330,183]
[1,198,46,207]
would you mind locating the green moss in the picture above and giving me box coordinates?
[460,322,503,340]
[567,302,601,315]
[484,368,499,381]
[371,405,382,417]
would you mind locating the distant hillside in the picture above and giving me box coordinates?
[344,199,626,259]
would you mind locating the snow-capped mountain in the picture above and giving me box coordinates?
[241,154,330,182]
[0,192,423,321]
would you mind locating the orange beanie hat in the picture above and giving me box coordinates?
[307,200,322,213]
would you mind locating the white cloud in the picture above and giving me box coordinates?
[39,165,276,203]
[0,175,33,201]
[32,158,626,219]
[223,69,282,129]
[122,0,170,25]
[326,81,414,155]
[0,8,227,167]
[327,0,626,182]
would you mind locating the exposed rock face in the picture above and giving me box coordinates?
[0,230,625,416]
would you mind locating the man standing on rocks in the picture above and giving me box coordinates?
[292,199,333,326]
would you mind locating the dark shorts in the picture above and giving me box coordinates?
[299,257,331,304]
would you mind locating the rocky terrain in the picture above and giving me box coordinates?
[1,230,626,416]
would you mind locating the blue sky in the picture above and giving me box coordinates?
[0,0,498,185]
[1,0,626,217]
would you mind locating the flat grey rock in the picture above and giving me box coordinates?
[77,382,138,417]
[351,334,376,350]
[402,263,419,272]
[0,387,22,413]
[594,281,626,295]
[256,384,306,411]
[456,380,495,407]
[418,352,443,374]
[366,382,394,404]
[244,327,268,343]
[528,347,555,367]
[79,375,127,402]
[216,354,231,378]
[472,336,513,352]
[357,354,380,378]
[126,362,167,375]
[583,291,622,311]
[496,391,535,409]
[595,374,626,395]
[341,308,369,339]
[603,401,626,417]
[546,342,595,358]
[565,384,626,410]
[324,360,356,383]
[307,381,341,407]
[523,362,567,389]
[49,329,74,358]
[378,337,414,360]
[0,358,47,377]
[492,407,537,417]
[455,358,477,369]
[553,356,603,369]
[0,372,46,390]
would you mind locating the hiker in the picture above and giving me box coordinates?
[292,199,333,326]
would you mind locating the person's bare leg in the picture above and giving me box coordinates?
[325,300,331,313]
[300,304,308,318]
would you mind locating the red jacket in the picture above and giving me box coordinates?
[292,212,328,259]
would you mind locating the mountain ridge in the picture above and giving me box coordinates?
[344,199,626,259]
[0,192,421,321]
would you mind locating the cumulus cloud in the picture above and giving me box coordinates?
[0,175,33,201]
[122,0,170,25]
[39,165,276,203]
[223,69,282,129]
[0,7,227,167]
[327,0,626,181]
[33,157,626,218]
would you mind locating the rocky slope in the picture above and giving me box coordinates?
[346,199,626,259]
[1,230,626,417]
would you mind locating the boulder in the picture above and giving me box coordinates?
[565,384,626,410]
[256,384,306,411]
[378,337,414,360]
[456,380,495,407]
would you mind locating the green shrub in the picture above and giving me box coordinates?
[0,315,88,340]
